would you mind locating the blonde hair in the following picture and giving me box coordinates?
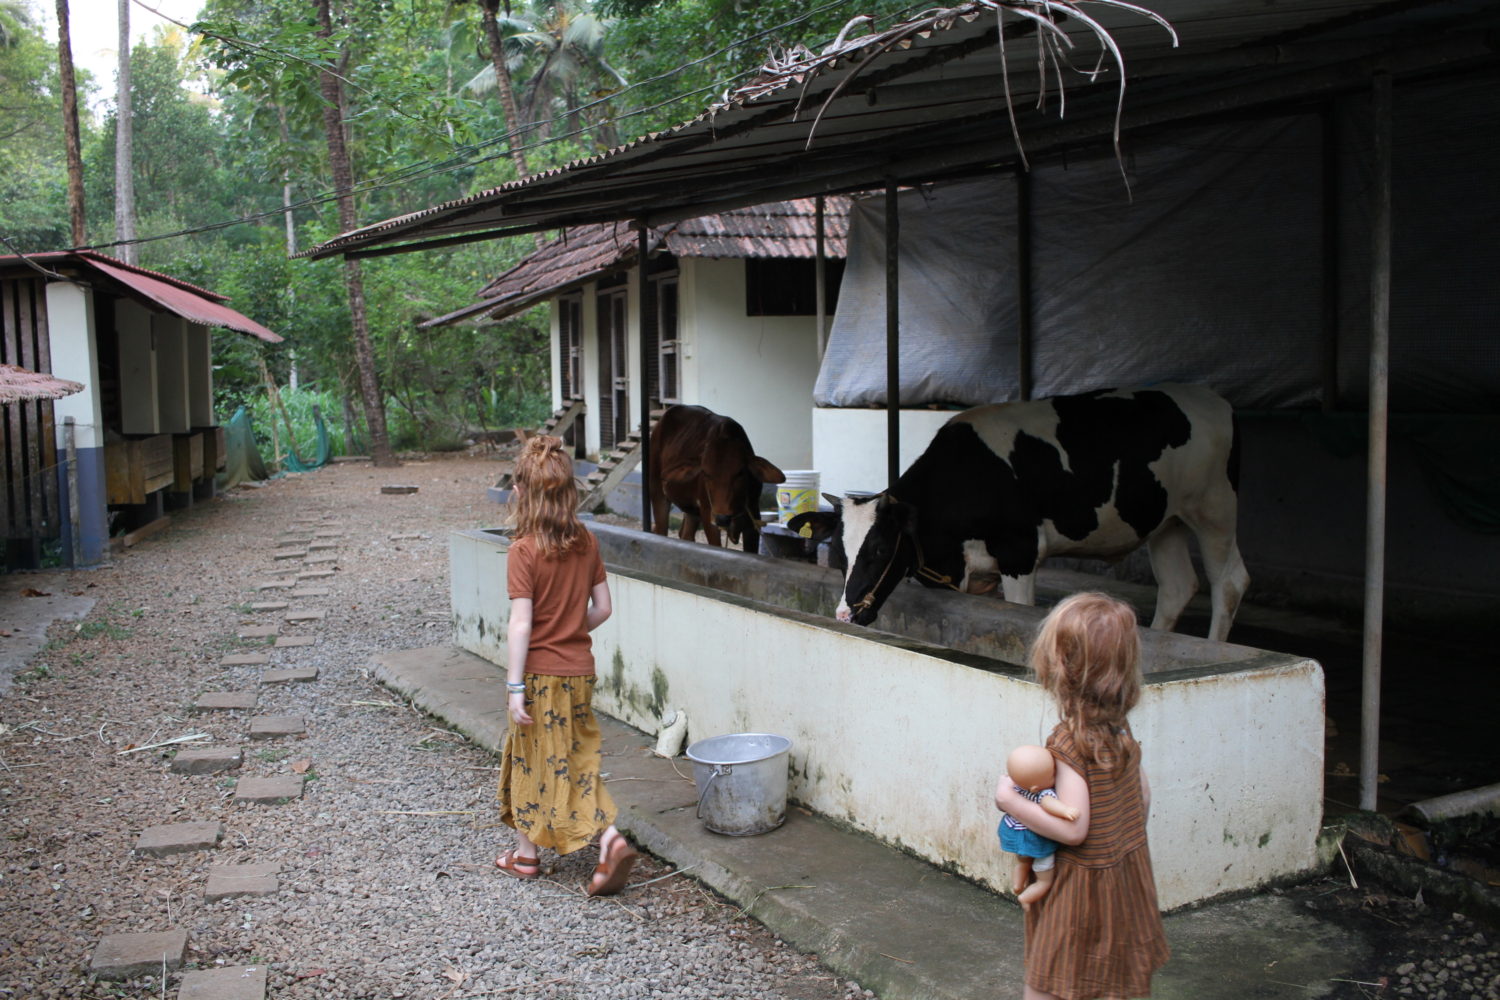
[509,435,585,557]
[1028,592,1143,770]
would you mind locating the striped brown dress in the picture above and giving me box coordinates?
[1023,726,1169,999]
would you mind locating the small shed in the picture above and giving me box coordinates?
[0,251,281,569]
[427,199,848,470]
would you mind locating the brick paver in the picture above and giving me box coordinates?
[260,667,318,684]
[204,864,280,902]
[288,587,329,598]
[233,775,305,804]
[135,821,223,857]
[309,542,339,551]
[297,570,336,580]
[284,610,326,622]
[170,747,243,774]
[273,635,316,647]
[248,716,306,740]
[249,601,289,612]
[89,929,188,980]
[191,691,258,713]
[220,652,270,666]
[305,554,338,565]
[272,549,307,560]
[236,625,279,638]
[177,964,268,1000]
[254,579,295,590]
[275,537,311,547]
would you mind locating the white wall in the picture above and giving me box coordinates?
[812,406,954,496]
[451,528,1327,911]
[683,258,819,471]
[45,282,102,448]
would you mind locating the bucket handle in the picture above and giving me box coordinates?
[695,763,732,820]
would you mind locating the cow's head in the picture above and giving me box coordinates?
[701,428,785,549]
[791,492,917,626]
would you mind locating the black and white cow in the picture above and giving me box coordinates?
[789,384,1249,642]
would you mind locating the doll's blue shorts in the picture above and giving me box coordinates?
[998,819,1058,861]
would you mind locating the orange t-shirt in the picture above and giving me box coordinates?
[505,530,607,676]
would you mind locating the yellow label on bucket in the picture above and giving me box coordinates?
[777,487,818,536]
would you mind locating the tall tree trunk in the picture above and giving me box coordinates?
[55,0,85,246]
[316,0,396,467]
[278,105,299,392]
[477,0,548,252]
[114,0,137,264]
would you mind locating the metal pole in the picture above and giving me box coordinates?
[885,180,901,491]
[1016,169,1034,402]
[815,196,828,361]
[637,222,654,534]
[64,416,81,568]
[1360,72,1392,813]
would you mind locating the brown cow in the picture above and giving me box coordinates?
[648,405,785,552]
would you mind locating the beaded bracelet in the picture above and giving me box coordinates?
[506,682,525,695]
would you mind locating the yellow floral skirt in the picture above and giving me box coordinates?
[497,674,616,855]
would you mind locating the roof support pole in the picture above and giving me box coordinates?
[1016,169,1034,402]
[885,180,901,491]
[1360,72,1392,812]
[637,222,654,534]
[815,196,829,361]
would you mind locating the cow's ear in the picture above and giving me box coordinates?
[787,511,839,543]
[821,492,843,511]
[750,457,786,484]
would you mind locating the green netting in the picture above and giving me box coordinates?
[217,406,269,489]
[281,406,332,473]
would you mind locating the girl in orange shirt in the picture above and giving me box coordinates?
[495,435,638,896]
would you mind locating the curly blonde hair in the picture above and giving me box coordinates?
[1028,592,1143,770]
[509,435,585,557]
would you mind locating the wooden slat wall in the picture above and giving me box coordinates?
[1,278,61,550]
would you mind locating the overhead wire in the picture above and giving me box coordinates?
[80,0,882,255]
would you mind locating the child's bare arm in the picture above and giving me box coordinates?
[997,762,1091,845]
[586,581,612,631]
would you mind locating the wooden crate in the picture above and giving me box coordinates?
[173,432,205,492]
[105,435,175,505]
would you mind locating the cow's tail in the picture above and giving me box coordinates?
[1227,412,1242,493]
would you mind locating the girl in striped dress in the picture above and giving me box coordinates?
[994,592,1170,1000]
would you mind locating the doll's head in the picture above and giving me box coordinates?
[1007,744,1057,794]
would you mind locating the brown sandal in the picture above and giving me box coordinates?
[495,849,540,880]
[586,837,639,897]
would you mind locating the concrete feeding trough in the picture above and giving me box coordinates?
[450,521,1327,911]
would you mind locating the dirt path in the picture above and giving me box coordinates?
[0,456,858,999]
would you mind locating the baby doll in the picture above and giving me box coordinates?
[997,743,1080,909]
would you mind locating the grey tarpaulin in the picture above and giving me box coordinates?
[815,74,1500,414]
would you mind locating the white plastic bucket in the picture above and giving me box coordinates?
[776,470,820,536]
[685,733,793,836]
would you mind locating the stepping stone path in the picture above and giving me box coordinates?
[390,533,423,540]
[249,715,306,740]
[178,964,267,1000]
[221,652,270,667]
[90,929,188,980]
[102,508,349,993]
[204,864,280,902]
[261,666,318,684]
[135,821,223,857]
[191,691,258,713]
[237,624,279,638]
[233,775,304,804]
[171,747,243,774]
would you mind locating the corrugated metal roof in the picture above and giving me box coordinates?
[426,197,849,326]
[0,251,282,343]
[304,0,1496,263]
[0,364,84,404]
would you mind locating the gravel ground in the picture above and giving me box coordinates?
[0,456,862,999]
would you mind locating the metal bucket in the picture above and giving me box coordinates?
[685,733,792,836]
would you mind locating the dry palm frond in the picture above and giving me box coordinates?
[745,0,1177,186]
